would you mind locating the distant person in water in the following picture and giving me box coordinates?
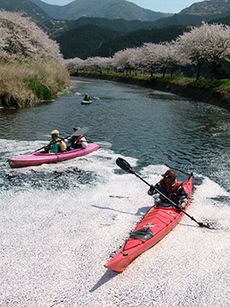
[43,130,66,154]
[83,93,91,101]
[69,127,88,150]
[148,169,188,209]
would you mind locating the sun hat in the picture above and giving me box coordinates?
[51,130,59,135]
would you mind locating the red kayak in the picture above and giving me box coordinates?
[104,173,193,272]
[9,143,99,168]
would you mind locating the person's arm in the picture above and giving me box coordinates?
[177,186,188,208]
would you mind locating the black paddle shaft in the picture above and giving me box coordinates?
[116,157,211,229]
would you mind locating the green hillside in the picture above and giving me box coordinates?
[55,23,187,59]
[40,17,158,39]
[56,24,122,59]
[54,12,230,59]
[96,25,187,57]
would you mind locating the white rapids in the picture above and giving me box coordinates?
[0,139,230,307]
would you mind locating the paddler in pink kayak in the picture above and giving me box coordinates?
[43,130,67,154]
[67,127,88,150]
[148,169,188,209]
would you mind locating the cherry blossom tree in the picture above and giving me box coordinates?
[64,57,84,71]
[177,22,230,80]
[127,46,144,75]
[153,41,189,77]
[140,43,158,76]
[112,48,137,74]
[202,23,230,79]
[0,10,63,62]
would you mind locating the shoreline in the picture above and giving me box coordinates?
[73,72,230,112]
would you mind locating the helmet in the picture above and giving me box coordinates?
[162,170,175,178]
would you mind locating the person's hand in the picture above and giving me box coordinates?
[150,184,155,192]
[181,201,186,208]
[148,185,155,195]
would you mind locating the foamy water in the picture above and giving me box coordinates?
[1,139,229,306]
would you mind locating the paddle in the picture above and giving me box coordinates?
[90,141,112,149]
[33,127,89,153]
[116,157,211,229]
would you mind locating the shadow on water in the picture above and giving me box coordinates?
[89,270,121,292]
[91,205,151,216]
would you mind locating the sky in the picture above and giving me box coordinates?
[42,0,204,14]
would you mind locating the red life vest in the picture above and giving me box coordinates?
[76,135,84,142]
[159,178,183,202]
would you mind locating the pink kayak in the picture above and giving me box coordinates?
[9,143,99,168]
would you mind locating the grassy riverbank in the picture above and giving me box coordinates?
[73,71,230,112]
[0,61,70,109]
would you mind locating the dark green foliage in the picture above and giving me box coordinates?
[56,24,122,59]
[44,13,230,59]
[97,25,187,57]
[56,24,187,58]
[24,78,54,100]
[212,15,230,25]
[40,17,158,39]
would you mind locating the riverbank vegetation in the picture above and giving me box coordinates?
[0,11,70,109]
[0,61,70,108]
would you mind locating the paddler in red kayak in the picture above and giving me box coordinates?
[43,130,67,154]
[148,169,188,209]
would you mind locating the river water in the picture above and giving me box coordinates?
[0,77,229,306]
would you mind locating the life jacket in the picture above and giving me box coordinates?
[47,138,62,153]
[76,135,84,142]
[72,135,85,148]
[158,178,183,203]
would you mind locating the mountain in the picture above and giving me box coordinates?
[29,0,170,21]
[1,0,230,60]
[55,23,187,59]
[57,24,122,59]
[0,0,51,22]
[39,17,159,38]
[95,25,187,58]
[180,0,230,16]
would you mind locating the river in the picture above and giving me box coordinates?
[0,77,229,306]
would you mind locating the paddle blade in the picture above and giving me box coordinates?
[96,141,112,149]
[198,222,213,229]
[72,127,88,137]
[116,157,134,174]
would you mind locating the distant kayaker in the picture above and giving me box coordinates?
[69,127,88,150]
[148,169,188,209]
[83,93,90,101]
[43,130,67,154]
